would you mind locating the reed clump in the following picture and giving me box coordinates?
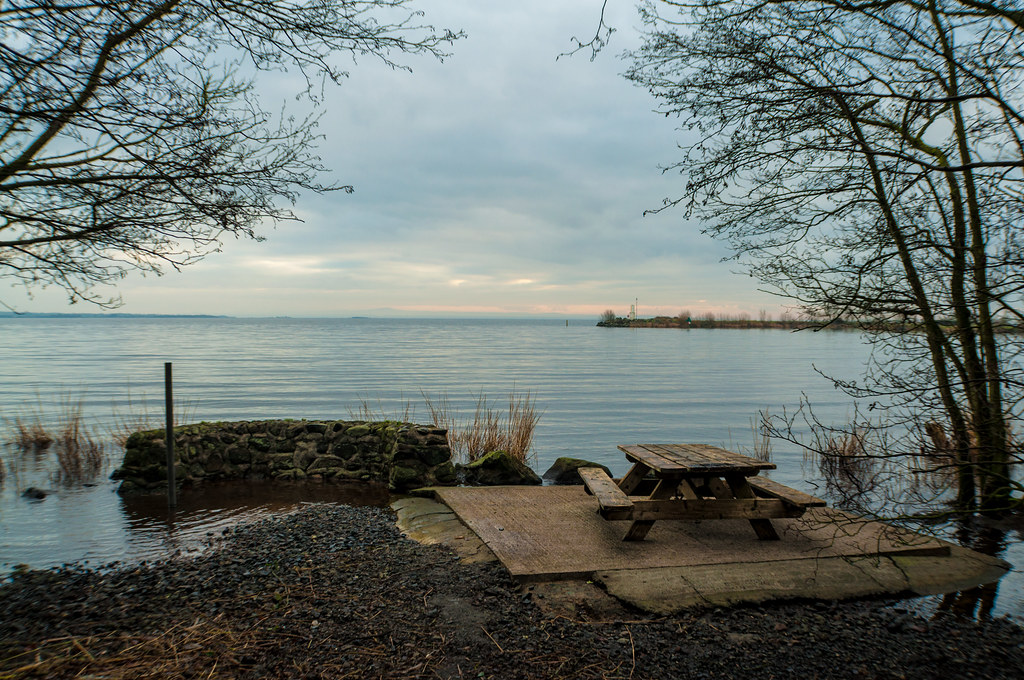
[52,397,105,485]
[818,428,874,481]
[423,389,541,464]
[6,400,54,453]
[108,388,198,447]
[347,394,414,423]
[748,411,773,462]
[348,388,543,465]
[9,417,53,453]
[4,394,106,484]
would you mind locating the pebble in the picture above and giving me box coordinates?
[1,503,1022,679]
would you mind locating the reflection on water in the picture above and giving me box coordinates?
[934,520,1015,621]
[1,462,389,574]
[121,479,390,524]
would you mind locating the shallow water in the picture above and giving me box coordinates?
[0,317,1020,618]
[2,452,388,572]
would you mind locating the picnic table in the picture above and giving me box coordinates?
[580,443,825,541]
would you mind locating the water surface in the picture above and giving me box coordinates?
[0,317,1019,618]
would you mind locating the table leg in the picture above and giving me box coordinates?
[676,479,700,500]
[623,477,677,541]
[725,474,780,540]
[618,462,651,495]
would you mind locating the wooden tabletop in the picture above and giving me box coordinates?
[618,443,776,477]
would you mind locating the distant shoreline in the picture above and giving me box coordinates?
[596,315,1023,334]
[0,312,229,319]
[597,316,822,330]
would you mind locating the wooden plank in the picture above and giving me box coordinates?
[579,467,634,517]
[643,444,711,467]
[726,474,780,540]
[747,477,827,508]
[675,479,700,500]
[705,477,733,499]
[687,444,774,468]
[623,478,678,541]
[619,445,689,473]
[625,444,766,476]
[650,444,775,472]
[630,498,789,521]
[618,461,653,495]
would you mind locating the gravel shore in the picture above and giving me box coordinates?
[2,503,1022,679]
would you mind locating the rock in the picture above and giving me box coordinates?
[390,463,426,490]
[21,487,47,500]
[431,461,458,485]
[307,455,346,473]
[460,450,542,486]
[542,457,613,485]
[113,419,455,494]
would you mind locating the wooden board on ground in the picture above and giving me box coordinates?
[432,485,951,582]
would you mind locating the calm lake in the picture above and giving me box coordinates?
[1,317,1020,618]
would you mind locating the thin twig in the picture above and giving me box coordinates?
[480,626,504,653]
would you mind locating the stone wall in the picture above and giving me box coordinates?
[112,419,456,494]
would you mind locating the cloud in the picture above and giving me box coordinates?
[17,0,780,317]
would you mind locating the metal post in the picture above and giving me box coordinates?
[165,362,176,508]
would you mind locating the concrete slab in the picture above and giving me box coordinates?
[432,486,951,581]
[401,486,1010,615]
[391,496,497,564]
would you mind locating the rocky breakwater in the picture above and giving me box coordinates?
[111,419,457,494]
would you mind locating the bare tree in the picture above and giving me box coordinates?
[628,0,1024,513]
[0,1,460,307]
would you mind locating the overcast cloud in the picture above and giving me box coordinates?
[12,0,784,318]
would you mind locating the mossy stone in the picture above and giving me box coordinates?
[416,445,452,467]
[390,464,424,490]
[116,418,460,495]
[461,450,541,486]
[542,457,613,485]
[346,425,371,437]
[431,461,457,485]
[307,455,345,472]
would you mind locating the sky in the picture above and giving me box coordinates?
[11,0,785,319]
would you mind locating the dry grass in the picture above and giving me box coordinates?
[51,397,105,486]
[0,616,262,679]
[109,388,198,447]
[348,388,543,465]
[3,394,106,485]
[8,418,52,453]
[749,411,773,462]
[423,389,541,464]
[347,394,414,423]
[5,400,53,453]
[812,427,883,502]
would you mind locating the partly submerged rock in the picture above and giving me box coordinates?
[542,457,613,485]
[459,450,541,486]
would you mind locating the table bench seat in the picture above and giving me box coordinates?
[747,476,826,510]
[579,467,634,520]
